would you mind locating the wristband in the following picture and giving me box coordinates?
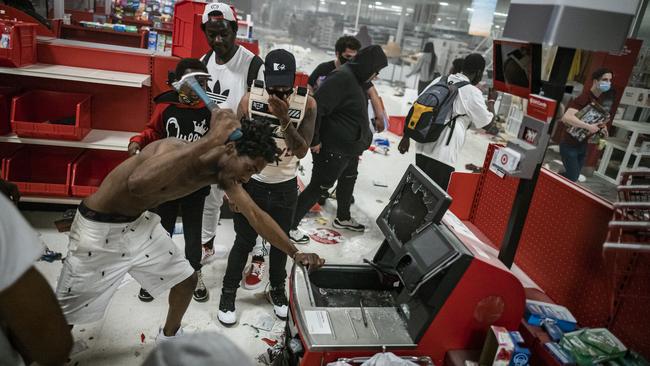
[487,99,496,103]
[281,120,291,132]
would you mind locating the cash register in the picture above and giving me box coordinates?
[285,165,526,365]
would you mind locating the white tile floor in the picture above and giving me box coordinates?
[20,48,498,364]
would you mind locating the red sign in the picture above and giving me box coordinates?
[527,94,557,123]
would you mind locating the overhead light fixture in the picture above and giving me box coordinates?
[391,5,401,10]
[439,2,449,6]
[340,1,346,4]
[495,12,508,17]
[451,21,456,24]
[495,25,500,28]
[375,1,382,4]
[437,17,442,21]
[466,7,473,11]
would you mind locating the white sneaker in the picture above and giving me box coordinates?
[217,289,237,326]
[155,326,184,344]
[289,228,310,244]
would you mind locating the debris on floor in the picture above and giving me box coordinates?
[309,228,344,245]
[40,248,62,262]
[372,180,388,187]
[140,333,145,343]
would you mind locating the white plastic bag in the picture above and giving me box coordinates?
[361,352,419,366]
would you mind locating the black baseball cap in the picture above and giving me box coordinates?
[264,49,296,88]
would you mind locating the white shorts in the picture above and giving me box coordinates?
[56,210,194,325]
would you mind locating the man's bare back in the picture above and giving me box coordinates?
[85,110,240,217]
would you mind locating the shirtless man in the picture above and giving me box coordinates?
[55,110,324,342]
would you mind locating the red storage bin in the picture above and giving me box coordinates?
[0,20,37,67]
[172,0,210,58]
[11,90,92,141]
[0,143,22,179]
[0,86,21,135]
[71,149,128,197]
[388,115,405,136]
[5,146,82,196]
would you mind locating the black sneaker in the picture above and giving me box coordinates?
[333,217,365,232]
[317,195,327,206]
[217,288,237,326]
[268,286,289,320]
[138,288,154,302]
[193,271,209,302]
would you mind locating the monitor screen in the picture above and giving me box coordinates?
[493,40,541,99]
[377,165,452,248]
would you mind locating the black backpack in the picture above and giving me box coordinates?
[403,76,468,144]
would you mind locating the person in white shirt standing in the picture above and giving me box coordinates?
[198,2,264,267]
[398,53,495,190]
[0,180,72,366]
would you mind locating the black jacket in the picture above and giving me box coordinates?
[313,45,388,156]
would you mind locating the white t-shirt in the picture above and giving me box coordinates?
[415,73,494,166]
[0,194,44,366]
[202,46,264,111]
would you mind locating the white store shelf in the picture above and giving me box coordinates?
[21,196,82,205]
[0,63,151,88]
[0,129,133,151]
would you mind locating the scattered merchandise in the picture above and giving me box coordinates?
[54,209,77,232]
[40,248,62,262]
[560,328,627,365]
[479,326,515,366]
[0,24,11,49]
[308,228,343,245]
[524,300,577,332]
[542,318,565,342]
[508,331,531,366]
[545,342,577,365]
[372,180,388,187]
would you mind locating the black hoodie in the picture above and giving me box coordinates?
[313,45,388,155]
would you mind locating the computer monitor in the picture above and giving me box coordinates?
[376,165,452,249]
[493,39,542,99]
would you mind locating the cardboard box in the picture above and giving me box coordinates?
[479,326,515,366]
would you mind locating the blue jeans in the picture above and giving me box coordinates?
[559,142,588,182]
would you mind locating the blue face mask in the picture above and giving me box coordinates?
[599,81,611,93]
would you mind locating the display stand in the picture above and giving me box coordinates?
[0,37,155,203]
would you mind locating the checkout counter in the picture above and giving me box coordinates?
[283,165,526,365]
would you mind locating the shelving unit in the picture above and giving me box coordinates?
[0,63,151,88]
[0,36,157,204]
[21,196,82,205]
[0,129,132,151]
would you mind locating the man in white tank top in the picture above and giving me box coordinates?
[216,50,317,326]
[199,3,264,268]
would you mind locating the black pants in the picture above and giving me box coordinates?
[293,150,359,227]
[223,177,298,289]
[155,191,207,272]
[415,153,455,191]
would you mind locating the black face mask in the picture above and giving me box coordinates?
[338,55,351,65]
[267,88,293,100]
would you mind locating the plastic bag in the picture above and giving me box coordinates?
[361,353,419,366]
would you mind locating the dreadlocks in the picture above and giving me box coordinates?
[235,119,280,164]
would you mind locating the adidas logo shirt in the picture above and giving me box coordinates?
[202,46,264,111]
